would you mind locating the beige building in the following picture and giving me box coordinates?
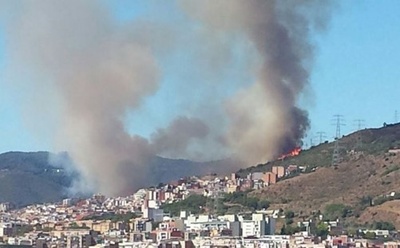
[226,184,239,193]
[272,166,285,178]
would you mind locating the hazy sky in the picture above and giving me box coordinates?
[0,0,399,154]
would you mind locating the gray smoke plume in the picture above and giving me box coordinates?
[0,0,332,196]
[179,0,331,164]
[2,0,162,196]
[151,117,209,159]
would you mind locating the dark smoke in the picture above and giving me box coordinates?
[180,0,331,163]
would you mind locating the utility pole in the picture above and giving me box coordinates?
[316,132,327,145]
[332,115,345,167]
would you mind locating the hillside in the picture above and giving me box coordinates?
[250,123,400,228]
[0,151,72,206]
[0,152,231,206]
[239,123,400,177]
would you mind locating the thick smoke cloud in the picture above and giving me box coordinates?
[180,0,330,164]
[0,0,332,196]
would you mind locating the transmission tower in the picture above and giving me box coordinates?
[309,137,314,148]
[354,119,365,151]
[354,119,365,131]
[316,131,327,145]
[332,115,345,167]
[395,110,398,123]
[207,184,223,217]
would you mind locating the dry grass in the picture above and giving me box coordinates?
[253,151,400,222]
[358,200,400,228]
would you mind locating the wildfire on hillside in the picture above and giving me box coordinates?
[278,147,301,160]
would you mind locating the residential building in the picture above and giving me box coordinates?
[272,166,285,178]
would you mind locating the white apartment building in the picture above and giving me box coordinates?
[240,214,275,238]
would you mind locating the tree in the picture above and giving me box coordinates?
[280,224,301,235]
[373,221,395,231]
[316,222,329,239]
[162,194,208,216]
[285,218,294,225]
[346,227,358,237]
[324,203,352,220]
[245,197,259,209]
[285,210,295,219]
[257,200,270,210]
[16,225,34,236]
[69,222,79,228]
[360,196,373,207]
[364,231,376,240]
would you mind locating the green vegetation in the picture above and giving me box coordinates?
[363,231,376,240]
[280,224,304,235]
[315,222,329,238]
[285,210,295,219]
[223,191,270,211]
[152,221,162,230]
[15,225,34,236]
[372,192,400,206]
[323,203,352,220]
[381,165,400,176]
[162,191,270,216]
[359,195,373,207]
[284,210,295,225]
[371,221,395,231]
[162,195,208,216]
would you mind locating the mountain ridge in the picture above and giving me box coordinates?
[0,151,232,206]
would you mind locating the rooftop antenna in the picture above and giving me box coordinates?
[332,115,345,167]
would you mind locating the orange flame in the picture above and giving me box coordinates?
[278,147,301,160]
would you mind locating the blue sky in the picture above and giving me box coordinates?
[0,0,399,153]
[307,0,400,145]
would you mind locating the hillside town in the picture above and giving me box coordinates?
[1,167,400,248]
